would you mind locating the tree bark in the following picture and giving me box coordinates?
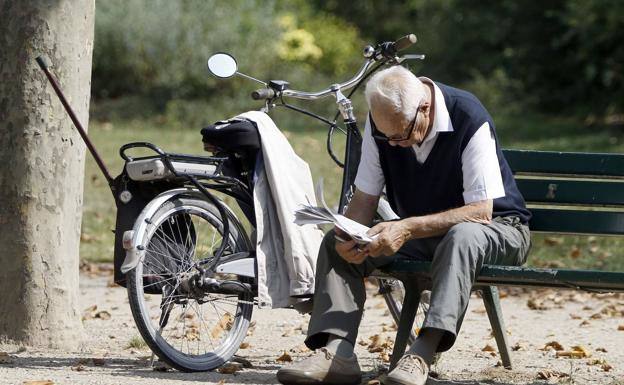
[0,0,95,349]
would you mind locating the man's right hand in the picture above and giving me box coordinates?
[335,228,369,264]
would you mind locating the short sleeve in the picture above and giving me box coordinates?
[461,122,505,203]
[354,115,385,196]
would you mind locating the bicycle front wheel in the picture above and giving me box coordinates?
[127,196,254,372]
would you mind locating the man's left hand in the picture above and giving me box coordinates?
[364,221,410,257]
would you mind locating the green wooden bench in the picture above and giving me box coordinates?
[380,149,624,370]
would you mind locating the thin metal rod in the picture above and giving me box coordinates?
[36,56,115,188]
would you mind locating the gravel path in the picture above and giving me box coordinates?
[1,267,623,385]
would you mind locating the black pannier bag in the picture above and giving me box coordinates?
[112,171,190,292]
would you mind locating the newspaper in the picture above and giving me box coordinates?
[294,179,376,245]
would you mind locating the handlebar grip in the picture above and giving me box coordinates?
[251,88,276,100]
[394,34,417,52]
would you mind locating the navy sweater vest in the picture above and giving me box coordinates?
[371,82,531,224]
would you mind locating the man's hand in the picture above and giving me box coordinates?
[334,228,369,264]
[364,221,410,257]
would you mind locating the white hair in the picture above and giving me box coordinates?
[364,66,424,122]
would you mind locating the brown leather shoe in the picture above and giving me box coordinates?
[277,348,361,385]
[383,354,428,385]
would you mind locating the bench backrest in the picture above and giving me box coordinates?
[503,149,624,235]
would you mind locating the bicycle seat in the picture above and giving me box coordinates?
[200,118,260,154]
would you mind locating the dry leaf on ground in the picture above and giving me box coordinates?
[95,311,111,320]
[556,345,591,358]
[0,352,14,364]
[239,342,250,349]
[543,237,564,246]
[23,381,55,385]
[218,362,243,374]
[618,325,624,331]
[541,341,564,351]
[537,370,569,380]
[276,351,292,363]
[481,344,496,352]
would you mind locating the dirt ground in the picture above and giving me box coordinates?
[1,265,623,385]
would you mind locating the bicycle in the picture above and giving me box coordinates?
[37,33,430,372]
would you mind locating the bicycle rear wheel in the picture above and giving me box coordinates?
[127,196,253,372]
[379,278,429,347]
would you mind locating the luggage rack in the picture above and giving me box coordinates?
[120,142,250,193]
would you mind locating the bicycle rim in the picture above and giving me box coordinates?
[127,197,253,372]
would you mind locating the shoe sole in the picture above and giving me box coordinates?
[381,373,426,385]
[277,370,361,385]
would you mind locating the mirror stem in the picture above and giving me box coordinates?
[235,72,267,86]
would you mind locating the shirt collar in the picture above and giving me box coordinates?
[419,77,453,142]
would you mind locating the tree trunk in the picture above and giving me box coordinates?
[0,0,95,349]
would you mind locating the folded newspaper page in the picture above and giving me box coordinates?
[294,179,376,245]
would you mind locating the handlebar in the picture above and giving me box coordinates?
[251,88,276,100]
[252,33,418,101]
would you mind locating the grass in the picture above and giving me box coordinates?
[80,108,624,272]
[126,335,148,350]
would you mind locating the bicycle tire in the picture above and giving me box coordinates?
[127,196,253,372]
[378,278,428,346]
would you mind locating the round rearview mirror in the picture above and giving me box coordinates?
[207,53,238,78]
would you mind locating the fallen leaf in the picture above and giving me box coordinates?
[579,320,590,327]
[231,356,253,368]
[0,352,14,364]
[211,313,233,339]
[358,339,368,346]
[569,246,581,258]
[23,382,55,385]
[95,311,111,320]
[218,362,243,374]
[527,298,550,310]
[152,363,171,372]
[380,351,390,362]
[589,313,602,320]
[541,341,564,351]
[537,370,569,380]
[482,344,496,352]
[276,351,292,363]
[239,342,250,349]
[556,345,590,359]
[544,237,564,246]
[595,347,608,352]
[601,363,613,372]
[618,325,624,331]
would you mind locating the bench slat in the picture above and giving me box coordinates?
[516,178,624,206]
[529,208,624,235]
[381,260,624,292]
[504,149,624,177]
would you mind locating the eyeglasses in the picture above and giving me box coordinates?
[371,107,420,142]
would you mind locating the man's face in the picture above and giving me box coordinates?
[371,101,431,147]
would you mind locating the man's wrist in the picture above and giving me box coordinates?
[398,218,416,242]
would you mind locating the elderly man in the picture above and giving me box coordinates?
[277,66,531,385]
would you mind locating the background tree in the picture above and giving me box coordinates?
[0,0,95,348]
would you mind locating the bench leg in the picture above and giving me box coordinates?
[481,285,513,369]
[390,281,420,370]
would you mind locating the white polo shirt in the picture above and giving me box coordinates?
[354,79,505,205]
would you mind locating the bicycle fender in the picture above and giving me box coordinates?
[120,187,194,273]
